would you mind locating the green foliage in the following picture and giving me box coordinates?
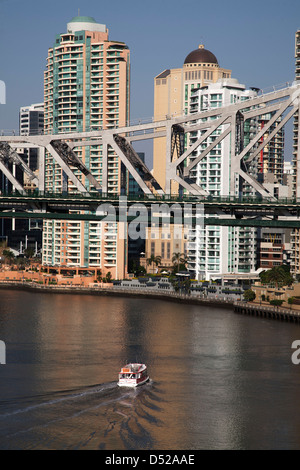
[259,265,293,287]
[243,289,256,302]
[269,299,283,306]
[171,252,188,273]
[2,249,15,265]
[103,271,113,283]
[24,248,35,258]
[146,255,161,273]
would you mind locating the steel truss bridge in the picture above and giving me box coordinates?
[0,192,300,228]
[0,81,300,229]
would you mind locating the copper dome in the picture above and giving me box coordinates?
[184,45,218,65]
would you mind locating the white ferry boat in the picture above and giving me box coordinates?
[118,363,149,387]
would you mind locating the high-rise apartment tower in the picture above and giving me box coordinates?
[153,45,231,192]
[42,16,130,277]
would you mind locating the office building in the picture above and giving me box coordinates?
[42,16,130,278]
[19,103,44,180]
[20,103,44,136]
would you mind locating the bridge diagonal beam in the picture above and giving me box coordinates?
[245,104,298,165]
[184,125,232,176]
[241,100,286,121]
[0,142,39,186]
[238,168,274,199]
[46,143,88,194]
[51,140,101,191]
[236,96,294,163]
[171,124,185,163]
[0,160,24,192]
[107,134,162,196]
[172,115,231,168]
[171,174,208,196]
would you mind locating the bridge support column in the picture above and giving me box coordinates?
[38,147,45,192]
[296,100,300,198]
[165,121,173,195]
[101,135,109,195]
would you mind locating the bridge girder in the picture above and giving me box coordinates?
[0,82,300,200]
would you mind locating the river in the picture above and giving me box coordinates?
[0,288,300,450]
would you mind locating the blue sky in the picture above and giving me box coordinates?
[0,0,300,159]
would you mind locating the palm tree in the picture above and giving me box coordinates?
[2,249,15,266]
[146,255,161,274]
[172,252,188,273]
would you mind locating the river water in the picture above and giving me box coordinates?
[0,288,300,450]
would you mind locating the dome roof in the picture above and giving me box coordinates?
[67,16,107,34]
[69,16,97,23]
[184,45,218,65]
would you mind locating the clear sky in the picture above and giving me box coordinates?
[0,0,300,160]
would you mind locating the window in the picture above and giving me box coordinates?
[151,242,155,256]
[167,242,171,259]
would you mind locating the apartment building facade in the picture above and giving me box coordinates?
[291,29,300,275]
[153,45,231,192]
[42,16,130,278]
[187,78,259,279]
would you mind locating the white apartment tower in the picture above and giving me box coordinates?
[187,79,259,280]
[291,29,300,275]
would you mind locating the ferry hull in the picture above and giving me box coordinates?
[118,376,149,388]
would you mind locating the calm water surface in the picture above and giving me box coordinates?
[0,288,300,450]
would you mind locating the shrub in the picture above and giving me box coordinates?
[269,299,283,306]
[243,289,256,302]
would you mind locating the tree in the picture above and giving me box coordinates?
[2,249,15,265]
[103,271,112,283]
[244,289,256,302]
[24,248,35,259]
[146,255,161,274]
[135,265,146,276]
[172,252,188,273]
[259,265,293,288]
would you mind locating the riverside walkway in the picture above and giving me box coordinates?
[234,301,300,323]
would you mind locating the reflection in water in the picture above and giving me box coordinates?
[0,289,300,449]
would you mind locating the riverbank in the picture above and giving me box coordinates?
[0,281,235,309]
[3,281,300,323]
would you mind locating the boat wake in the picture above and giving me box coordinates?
[0,379,163,450]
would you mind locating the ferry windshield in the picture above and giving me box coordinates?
[120,373,136,379]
